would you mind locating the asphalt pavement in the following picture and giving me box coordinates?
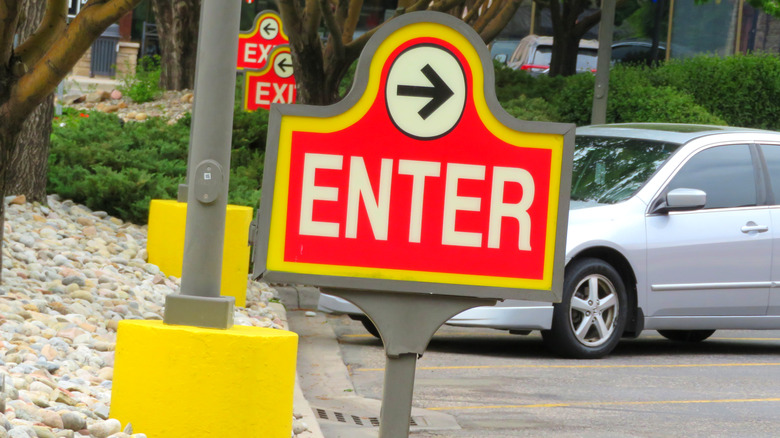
[282,285,780,438]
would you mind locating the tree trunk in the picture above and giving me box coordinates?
[151,0,201,90]
[4,0,53,203]
[549,30,581,76]
[0,123,21,284]
[0,0,52,283]
[290,36,333,105]
[6,95,54,202]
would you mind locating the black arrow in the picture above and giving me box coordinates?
[263,22,276,36]
[396,64,454,120]
[276,56,293,73]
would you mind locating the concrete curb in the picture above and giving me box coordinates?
[270,302,326,438]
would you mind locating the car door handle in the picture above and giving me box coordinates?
[741,224,769,233]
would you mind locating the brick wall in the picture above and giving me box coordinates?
[70,42,139,78]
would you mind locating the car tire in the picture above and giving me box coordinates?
[657,330,715,343]
[542,258,628,359]
[358,316,381,339]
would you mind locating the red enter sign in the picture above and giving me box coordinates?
[254,14,573,301]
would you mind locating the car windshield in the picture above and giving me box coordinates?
[570,136,681,205]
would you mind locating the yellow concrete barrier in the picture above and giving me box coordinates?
[111,320,299,437]
[147,199,253,307]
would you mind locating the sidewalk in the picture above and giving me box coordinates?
[270,300,326,438]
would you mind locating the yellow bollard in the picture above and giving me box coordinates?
[147,199,253,307]
[110,320,298,437]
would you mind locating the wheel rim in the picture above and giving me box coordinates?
[568,273,619,348]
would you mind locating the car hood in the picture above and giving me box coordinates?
[564,197,647,260]
[570,199,606,210]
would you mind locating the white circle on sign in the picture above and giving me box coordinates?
[274,52,294,78]
[259,17,279,40]
[386,44,466,140]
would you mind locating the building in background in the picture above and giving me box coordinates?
[69,0,139,78]
[74,0,780,80]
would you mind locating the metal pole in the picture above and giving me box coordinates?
[735,0,745,54]
[379,353,418,438]
[164,0,241,329]
[530,1,537,36]
[590,0,616,125]
[666,0,675,62]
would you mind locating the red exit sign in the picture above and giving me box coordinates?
[253,13,573,301]
[243,45,296,111]
[237,11,288,71]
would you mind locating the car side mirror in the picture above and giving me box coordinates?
[651,188,706,214]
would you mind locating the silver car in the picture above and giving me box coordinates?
[319,123,780,358]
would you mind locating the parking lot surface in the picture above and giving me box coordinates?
[317,314,780,437]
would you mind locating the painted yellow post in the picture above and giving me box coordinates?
[147,199,253,307]
[110,320,298,437]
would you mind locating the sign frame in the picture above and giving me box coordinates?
[252,12,574,303]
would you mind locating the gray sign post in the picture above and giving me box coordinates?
[253,12,574,436]
[164,0,241,329]
[591,0,617,125]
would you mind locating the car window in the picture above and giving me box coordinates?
[530,46,552,65]
[759,144,780,204]
[529,46,598,71]
[611,44,665,64]
[666,144,756,209]
[576,49,599,71]
[571,136,680,205]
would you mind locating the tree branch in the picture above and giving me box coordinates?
[462,0,487,26]
[303,0,321,40]
[341,0,364,43]
[320,0,345,60]
[478,0,522,42]
[429,0,466,13]
[15,0,68,70]
[335,0,347,29]
[472,0,504,33]
[573,8,601,38]
[0,0,22,65]
[8,0,139,125]
[404,0,433,13]
[278,0,304,36]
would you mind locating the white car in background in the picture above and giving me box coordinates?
[506,35,599,75]
[320,123,780,358]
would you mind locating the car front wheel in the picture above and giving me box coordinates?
[542,258,628,359]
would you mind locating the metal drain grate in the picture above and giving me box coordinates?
[314,408,425,427]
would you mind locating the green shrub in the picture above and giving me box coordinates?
[500,95,560,122]
[49,111,187,223]
[119,55,162,103]
[653,54,780,129]
[493,62,566,103]
[551,73,596,126]
[604,66,725,125]
[49,106,268,224]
